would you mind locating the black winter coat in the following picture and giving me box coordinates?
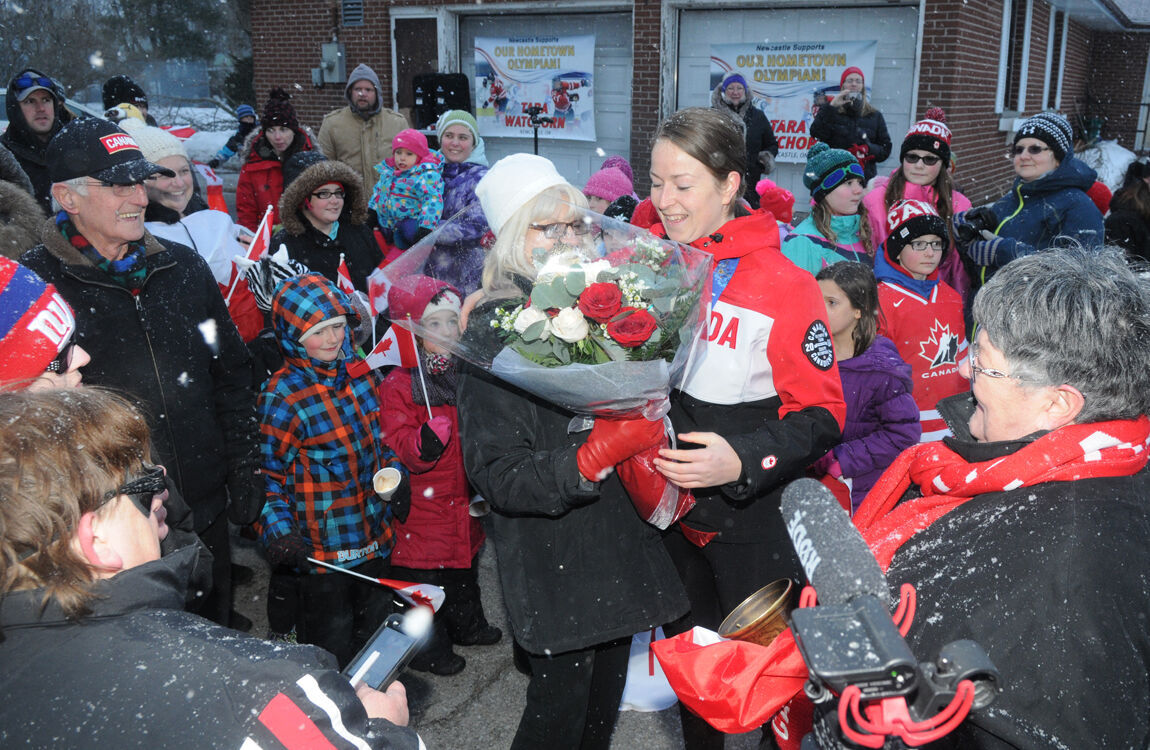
[21,227,258,532]
[1105,204,1150,263]
[886,396,1150,749]
[457,298,689,655]
[0,546,421,749]
[1,75,72,214]
[810,101,892,183]
[710,85,780,209]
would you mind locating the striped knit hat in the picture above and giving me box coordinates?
[0,258,76,385]
[1014,112,1074,161]
[900,107,952,162]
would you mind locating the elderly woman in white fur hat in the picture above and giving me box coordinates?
[455,153,688,750]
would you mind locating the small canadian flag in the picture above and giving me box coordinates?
[346,322,418,377]
[336,253,356,296]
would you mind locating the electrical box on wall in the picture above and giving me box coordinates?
[321,42,346,84]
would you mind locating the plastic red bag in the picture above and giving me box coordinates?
[616,436,695,529]
[651,626,807,735]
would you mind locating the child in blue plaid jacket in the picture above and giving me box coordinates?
[257,272,409,666]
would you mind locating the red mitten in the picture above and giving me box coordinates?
[847,143,871,164]
[576,416,665,482]
[616,440,695,529]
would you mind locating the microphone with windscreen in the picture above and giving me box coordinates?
[781,478,917,699]
[780,479,1001,748]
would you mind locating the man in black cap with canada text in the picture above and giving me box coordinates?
[20,118,263,629]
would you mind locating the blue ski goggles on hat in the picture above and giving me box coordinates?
[13,73,53,93]
[817,162,865,194]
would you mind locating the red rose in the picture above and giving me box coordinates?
[578,282,623,323]
[607,307,658,347]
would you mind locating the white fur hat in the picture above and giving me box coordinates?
[475,153,568,236]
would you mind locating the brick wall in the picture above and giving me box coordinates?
[1060,16,1095,137]
[631,0,661,194]
[918,0,1017,204]
[1090,32,1150,149]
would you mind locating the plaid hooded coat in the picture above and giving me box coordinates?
[258,273,400,569]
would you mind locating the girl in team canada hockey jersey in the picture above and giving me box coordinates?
[647,107,847,750]
[875,199,969,442]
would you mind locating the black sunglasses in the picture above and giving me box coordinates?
[102,464,166,517]
[1009,144,1051,157]
[45,341,76,374]
[903,153,941,166]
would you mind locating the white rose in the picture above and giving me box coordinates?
[550,306,590,343]
[581,259,612,282]
[513,306,551,340]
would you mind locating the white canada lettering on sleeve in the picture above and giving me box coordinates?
[681,300,776,405]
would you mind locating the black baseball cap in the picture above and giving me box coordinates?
[47,117,175,184]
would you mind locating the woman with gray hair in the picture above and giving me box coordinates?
[839,246,1150,747]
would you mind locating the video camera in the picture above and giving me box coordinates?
[782,479,1001,748]
[525,104,552,128]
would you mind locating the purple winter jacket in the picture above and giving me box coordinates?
[428,160,490,294]
[834,335,920,509]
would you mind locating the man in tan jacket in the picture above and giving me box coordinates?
[318,64,409,196]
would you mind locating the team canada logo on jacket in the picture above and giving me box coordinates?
[802,320,834,371]
[919,320,960,369]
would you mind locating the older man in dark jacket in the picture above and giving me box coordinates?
[20,117,262,628]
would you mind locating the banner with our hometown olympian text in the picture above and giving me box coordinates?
[710,40,877,163]
[475,35,596,142]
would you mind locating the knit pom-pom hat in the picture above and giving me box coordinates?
[803,142,863,199]
[387,128,439,168]
[261,88,300,132]
[900,107,952,163]
[755,178,795,224]
[583,167,633,204]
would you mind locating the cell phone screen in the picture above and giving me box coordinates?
[342,614,421,690]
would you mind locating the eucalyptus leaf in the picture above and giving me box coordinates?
[564,270,586,296]
[521,319,548,342]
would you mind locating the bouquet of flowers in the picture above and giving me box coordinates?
[377,202,713,529]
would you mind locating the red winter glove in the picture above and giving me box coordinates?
[847,142,872,163]
[576,416,666,482]
[616,441,695,529]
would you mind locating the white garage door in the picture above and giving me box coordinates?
[459,12,633,189]
[677,4,920,208]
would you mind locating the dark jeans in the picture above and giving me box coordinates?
[190,511,231,627]
[298,556,395,668]
[663,528,802,750]
[511,637,631,750]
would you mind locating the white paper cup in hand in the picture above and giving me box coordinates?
[373,467,402,501]
[469,494,490,518]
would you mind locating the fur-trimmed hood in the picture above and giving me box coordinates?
[0,180,46,259]
[278,158,369,236]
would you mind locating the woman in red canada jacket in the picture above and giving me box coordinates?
[648,107,847,750]
[236,88,314,230]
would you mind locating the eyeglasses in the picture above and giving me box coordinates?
[83,181,144,197]
[1008,144,1051,158]
[311,189,345,200]
[903,153,942,166]
[908,239,945,252]
[101,464,166,517]
[45,341,76,374]
[818,162,865,193]
[529,220,592,239]
[13,73,53,93]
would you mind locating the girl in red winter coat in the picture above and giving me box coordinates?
[378,275,501,676]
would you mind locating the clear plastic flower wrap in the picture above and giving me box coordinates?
[379,200,714,528]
